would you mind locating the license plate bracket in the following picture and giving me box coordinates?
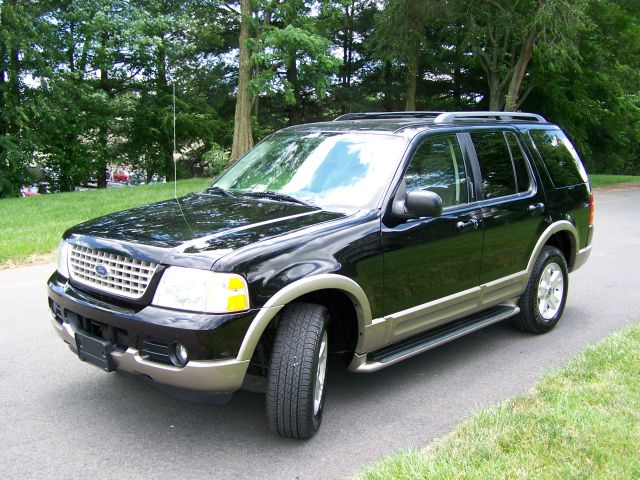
[75,331,115,372]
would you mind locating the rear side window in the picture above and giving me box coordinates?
[471,131,535,199]
[529,129,588,187]
[505,132,532,193]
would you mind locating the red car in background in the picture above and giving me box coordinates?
[112,168,130,183]
[20,184,42,197]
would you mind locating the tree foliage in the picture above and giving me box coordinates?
[0,0,638,197]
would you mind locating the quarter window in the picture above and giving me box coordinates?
[529,129,588,187]
[404,135,469,208]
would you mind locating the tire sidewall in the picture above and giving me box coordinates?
[310,320,329,432]
[530,248,569,330]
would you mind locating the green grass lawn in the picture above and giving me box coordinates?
[0,178,211,265]
[358,323,640,480]
[590,174,640,188]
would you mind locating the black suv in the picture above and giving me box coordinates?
[48,111,593,439]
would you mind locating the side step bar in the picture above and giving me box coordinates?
[353,304,520,373]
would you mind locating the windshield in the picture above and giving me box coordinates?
[212,131,407,210]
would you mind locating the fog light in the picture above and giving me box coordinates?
[170,342,189,367]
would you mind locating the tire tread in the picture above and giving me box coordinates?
[266,302,328,439]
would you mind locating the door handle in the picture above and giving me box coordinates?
[527,202,545,214]
[456,217,480,232]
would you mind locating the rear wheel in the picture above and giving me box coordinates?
[266,302,329,439]
[514,246,569,334]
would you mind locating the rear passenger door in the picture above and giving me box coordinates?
[466,129,547,284]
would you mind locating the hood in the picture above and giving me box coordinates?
[66,193,345,253]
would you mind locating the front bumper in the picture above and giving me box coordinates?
[48,272,253,395]
[50,314,249,393]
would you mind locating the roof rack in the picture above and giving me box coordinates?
[433,111,546,124]
[334,111,443,121]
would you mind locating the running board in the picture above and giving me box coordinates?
[354,304,519,372]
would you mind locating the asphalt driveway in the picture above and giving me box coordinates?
[1,187,638,479]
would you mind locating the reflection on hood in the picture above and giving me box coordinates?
[67,193,345,252]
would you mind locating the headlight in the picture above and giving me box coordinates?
[56,240,70,278]
[152,267,250,313]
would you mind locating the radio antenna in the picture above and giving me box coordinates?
[173,83,177,199]
[171,83,193,235]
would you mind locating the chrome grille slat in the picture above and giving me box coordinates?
[68,245,158,299]
[70,258,153,278]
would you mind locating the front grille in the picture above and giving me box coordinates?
[68,244,158,299]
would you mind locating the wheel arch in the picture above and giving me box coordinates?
[527,221,579,273]
[236,274,372,362]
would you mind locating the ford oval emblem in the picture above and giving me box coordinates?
[95,265,110,277]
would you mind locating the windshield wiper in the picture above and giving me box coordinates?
[238,190,315,207]
[204,186,236,198]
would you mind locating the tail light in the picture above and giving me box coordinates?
[589,192,595,226]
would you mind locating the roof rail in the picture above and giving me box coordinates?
[433,111,547,124]
[334,111,443,121]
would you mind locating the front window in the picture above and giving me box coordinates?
[404,134,469,209]
[212,131,407,210]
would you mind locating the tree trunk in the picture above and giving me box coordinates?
[453,66,462,110]
[97,67,109,189]
[156,41,176,180]
[404,0,421,111]
[230,0,254,163]
[95,33,115,190]
[345,0,354,87]
[286,57,302,126]
[505,30,536,111]
[0,1,8,143]
[342,4,349,87]
[79,32,90,75]
[8,47,20,125]
[487,69,503,111]
[488,86,502,110]
[405,43,418,111]
[157,43,167,91]
[68,21,76,72]
[383,60,393,111]
[0,4,7,175]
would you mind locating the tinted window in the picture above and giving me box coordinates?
[405,134,468,208]
[505,132,532,193]
[529,129,588,187]
[470,131,517,199]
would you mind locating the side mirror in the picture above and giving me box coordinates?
[405,190,443,217]
[392,185,443,219]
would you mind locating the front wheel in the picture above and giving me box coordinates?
[266,302,329,440]
[514,246,569,334]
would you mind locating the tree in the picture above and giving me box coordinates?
[0,0,638,195]
[318,0,380,114]
[251,0,341,125]
[123,0,227,179]
[230,0,254,163]
[523,0,640,174]
[372,0,435,111]
[464,0,588,111]
[0,0,53,197]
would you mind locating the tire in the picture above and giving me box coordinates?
[266,302,329,440]
[514,246,569,334]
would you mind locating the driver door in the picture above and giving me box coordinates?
[381,133,483,341]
